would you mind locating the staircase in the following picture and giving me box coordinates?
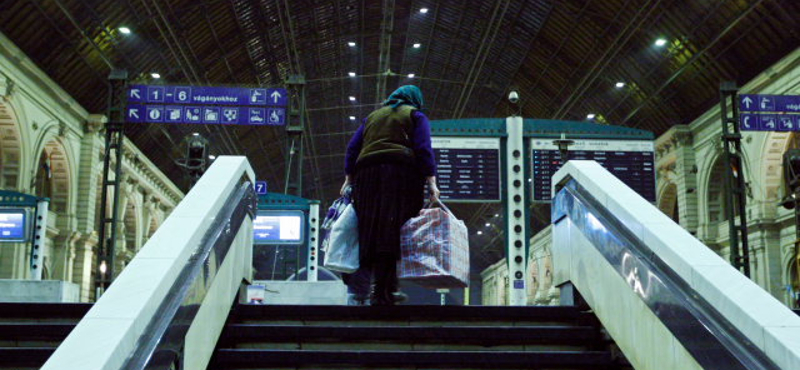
[211,304,628,369]
[0,303,91,370]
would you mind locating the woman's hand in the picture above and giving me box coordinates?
[426,176,440,203]
[340,175,352,196]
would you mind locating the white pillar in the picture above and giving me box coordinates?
[307,202,320,281]
[505,116,527,305]
[31,199,49,280]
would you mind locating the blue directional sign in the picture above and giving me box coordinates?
[127,85,288,106]
[738,94,800,132]
[739,94,800,113]
[254,181,268,195]
[126,105,286,126]
[126,84,288,126]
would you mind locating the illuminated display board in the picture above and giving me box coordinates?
[0,208,28,243]
[253,210,305,245]
[531,139,656,202]
[432,137,501,202]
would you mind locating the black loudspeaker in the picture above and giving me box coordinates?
[780,149,800,210]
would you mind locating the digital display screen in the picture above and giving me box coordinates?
[0,208,28,242]
[432,137,501,202]
[531,139,656,202]
[253,210,305,245]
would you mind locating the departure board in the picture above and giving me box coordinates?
[432,137,501,202]
[531,139,655,202]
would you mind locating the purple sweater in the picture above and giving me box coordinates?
[345,109,436,177]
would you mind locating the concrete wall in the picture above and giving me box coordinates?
[0,32,183,302]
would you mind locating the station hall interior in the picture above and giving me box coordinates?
[2,0,800,369]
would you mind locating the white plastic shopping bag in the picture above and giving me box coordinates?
[323,203,359,273]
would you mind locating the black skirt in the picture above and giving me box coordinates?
[353,162,425,265]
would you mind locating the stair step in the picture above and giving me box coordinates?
[0,303,91,321]
[231,305,589,323]
[0,347,55,367]
[219,325,599,346]
[211,349,614,369]
[0,323,75,341]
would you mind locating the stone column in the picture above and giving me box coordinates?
[71,233,98,302]
[672,128,700,234]
[51,230,82,282]
[75,114,105,234]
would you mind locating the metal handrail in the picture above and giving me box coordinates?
[553,179,777,370]
[122,180,255,369]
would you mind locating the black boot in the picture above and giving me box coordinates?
[370,256,397,306]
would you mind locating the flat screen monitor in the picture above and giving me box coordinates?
[0,208,29,243]
[253,210,305,245]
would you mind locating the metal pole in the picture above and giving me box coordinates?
[719,81,750,277]
[97,70,128,294]
[285,75,306,196]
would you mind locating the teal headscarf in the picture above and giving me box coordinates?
[383,85,424,111]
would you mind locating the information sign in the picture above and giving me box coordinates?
[126,84,287,126]
[127,85,288,106]
[0,208,28,242]
[531,139,655,202]
[253,210,304,245]
[255,181,268,195]
[738,94,800,132]
[432,137,501,202]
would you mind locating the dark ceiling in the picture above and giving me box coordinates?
[2,0,800,272]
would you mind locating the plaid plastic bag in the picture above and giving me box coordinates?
[398,203,469,289]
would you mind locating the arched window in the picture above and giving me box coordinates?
[707,157,739,223]
[0,103,23,190]
[34,151,53,200]
[658,183,680,223]
[34,141,70,214]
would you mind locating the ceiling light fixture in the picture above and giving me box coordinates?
[349,116,356,120]
[655,38,667,47]
[420,8,429,14]
[413,43,421,48]
[151,73,161,79]
[615,82,625,88]
[348,72,356,77]
[477,230,483,235]
[407,73,415,78]
[586,113,596,120]
[349,96,356,101]
[494,213,500,217]
[485,223,491,227]
[347,41,356,47]
[118,27,131,35]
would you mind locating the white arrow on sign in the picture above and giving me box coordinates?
[128,109,139,119]
[130,89,141,99]
[742,96,753,109]
[271,91,282,104]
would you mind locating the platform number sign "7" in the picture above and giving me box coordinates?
[254,181,268,195]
